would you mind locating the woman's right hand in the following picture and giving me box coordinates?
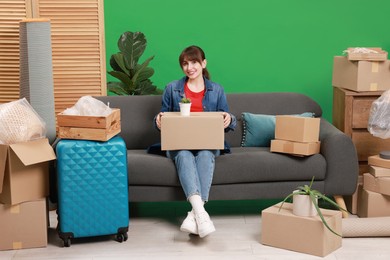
[156,112,164,129]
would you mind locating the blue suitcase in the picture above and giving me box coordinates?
[56,136,129,247]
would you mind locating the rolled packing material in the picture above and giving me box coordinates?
[342,217,390,237]
[19,19,56,143]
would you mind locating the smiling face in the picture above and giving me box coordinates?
[179,46,209,80]
[181,58,207,80]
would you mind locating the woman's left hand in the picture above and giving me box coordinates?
[222,112,231,128]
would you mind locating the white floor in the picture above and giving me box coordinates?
[2,200,390,260]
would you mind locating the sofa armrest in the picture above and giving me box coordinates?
[319,118,359,195]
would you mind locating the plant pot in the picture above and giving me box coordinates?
[292,192,318,217]
[179,103,191,116]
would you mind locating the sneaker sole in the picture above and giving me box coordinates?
[180,225,198,235]
[198,226,216,238]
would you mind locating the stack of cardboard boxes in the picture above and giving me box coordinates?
[332,47,390,216]
[270,115,321,156]
[262,116,342,257]
[333,48,390,92]
[0,138,56,251]
[357,155,390,217]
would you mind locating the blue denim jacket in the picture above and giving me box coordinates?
[160,76,237,132]
[148,76,236,155]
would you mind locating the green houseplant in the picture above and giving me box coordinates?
[107,31,162,95]
[179,97,191,116]
[180,97,191,103]
[279,177,348,237]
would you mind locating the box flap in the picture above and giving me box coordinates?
[9,138,56,166]
[0,145,8,193]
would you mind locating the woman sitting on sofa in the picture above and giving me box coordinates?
[155,45,236,238]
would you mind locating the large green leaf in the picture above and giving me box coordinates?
[109,54,122,73]
[131,55,155,85]
[108,70,132,87]
[107,82,130,95]
[110,53,129,75]
[134,79,158,95]
[118,31,147,70]
[137,67,154,82]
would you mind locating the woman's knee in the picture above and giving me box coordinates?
[197,150,218,161]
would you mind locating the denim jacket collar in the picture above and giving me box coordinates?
[173,76,214,98]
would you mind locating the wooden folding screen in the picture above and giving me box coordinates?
[0,0,30,103]
[0,0,106,115]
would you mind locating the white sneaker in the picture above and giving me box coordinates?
[195,211,216,238]
[180,211,198,235]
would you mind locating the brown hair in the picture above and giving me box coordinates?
[179,45,210,79]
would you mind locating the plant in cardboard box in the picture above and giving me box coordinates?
[279,177,347,237]
[107,31,162,95]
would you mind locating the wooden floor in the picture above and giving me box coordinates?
[2,200,390,260]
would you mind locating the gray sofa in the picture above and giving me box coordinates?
[96,92,359,203]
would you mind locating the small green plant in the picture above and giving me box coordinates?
[180,97,191,103]
[279,176,348,237]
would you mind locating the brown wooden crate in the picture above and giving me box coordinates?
[57,108,120,129]
[56,108,121,141]
[57,122,120,141]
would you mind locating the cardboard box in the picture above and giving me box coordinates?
[261,202,342,257]
[275,116,320,143]
[57,108,121,141]
[332,56,390,92]
[346,47,388,61]
[0,138,56,205]
[357,187,390,217]
[270,139,320,156]
[344,175,363,214]
[368,155,390,169]
[0,198,47,250]
[363,173,390,196]
[369,165,390,177]
[161,112,224,150]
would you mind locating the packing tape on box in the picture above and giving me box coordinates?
[10,204,20,214]
[13,242,22,249]
[371,62,379,73]
[342,217,390,237]
[370,83,378,91]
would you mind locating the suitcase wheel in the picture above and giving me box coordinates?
[63,237,71,247]
[116,232,128,243]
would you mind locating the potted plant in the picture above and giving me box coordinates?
[107,31,163,95]
[279,176,348,237]
[179,97,191,116]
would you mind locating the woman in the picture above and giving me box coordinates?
[155,45,236,238]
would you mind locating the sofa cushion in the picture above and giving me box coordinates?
[241,112,315,147]
[241,113,276,147]
[213,147,326,184]
[127,147,326,187]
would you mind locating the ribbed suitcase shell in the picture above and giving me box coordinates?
[56,136,129,247]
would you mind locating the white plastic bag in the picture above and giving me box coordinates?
[368,90,390,139]
[0,98,47,144]
[62,96,112,116]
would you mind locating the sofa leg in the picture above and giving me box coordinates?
[334,195,349,218]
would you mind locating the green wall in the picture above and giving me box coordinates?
[104,0,390,121]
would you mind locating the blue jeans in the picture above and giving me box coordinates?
[167,150,220,202]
